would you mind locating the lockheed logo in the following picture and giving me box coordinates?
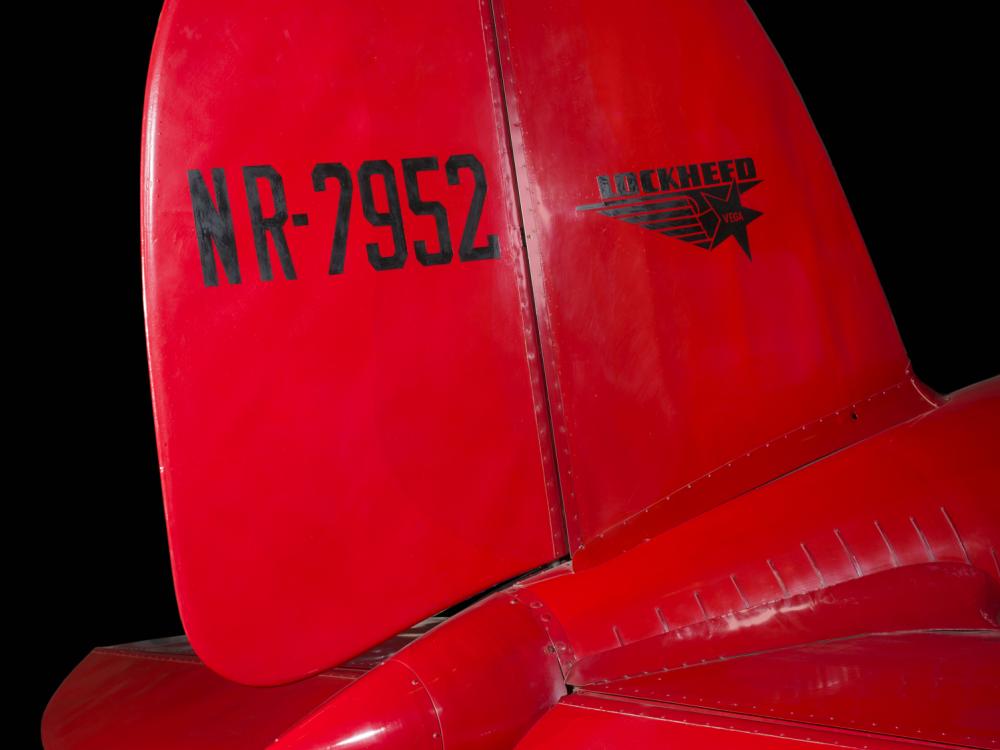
[576,157,763,259]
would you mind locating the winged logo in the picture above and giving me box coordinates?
[576,157,763,259]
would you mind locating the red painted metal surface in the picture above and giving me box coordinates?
[597,631,1000,748]
[45,596,566,749]
[276,596,566,749]
[43,0,1000,747]
[567,562,1000,685]
[572,376,939,568]
[276,660,444,750]
[493,0,917,555]
[515,693,941,749]
[41,639,361,749]
[519,377,1000,666]
[142,0,564,686]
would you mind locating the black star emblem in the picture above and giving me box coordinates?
[704,182,763,259]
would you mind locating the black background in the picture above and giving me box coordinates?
[25,1,997,736]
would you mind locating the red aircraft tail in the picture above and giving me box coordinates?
[496,0,933,561]
[44,1,999,748]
